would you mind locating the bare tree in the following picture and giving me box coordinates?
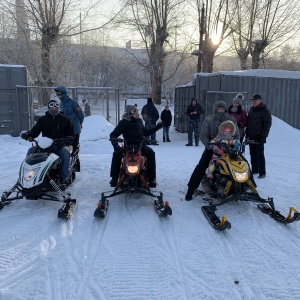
[115,0,187,104]
[191,0,234,73]
[231,0,300,69]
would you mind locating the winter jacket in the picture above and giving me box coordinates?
[200,113,239,150]
[228,105,247,138]
[110,116,159,146]
[160,109,172,126]
[246,103,272,143]
[141,102,159,126]
[186,101,204,120]
[56,86,84,134]
[28,112,75,141]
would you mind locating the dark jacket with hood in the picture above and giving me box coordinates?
[110,111,160,146]
[55,86,84,135]
[28,112,75,141]
[246,102,272,143]
[186,99,204,120]
[141,99,159,126]
[160,109,172,126]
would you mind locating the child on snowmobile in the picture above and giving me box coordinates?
[206,120,241,179]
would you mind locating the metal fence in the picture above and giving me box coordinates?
[174,70,300,132]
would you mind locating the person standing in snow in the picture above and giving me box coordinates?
[82,99,91,116]
[55,86,84,172]
[141,97,160,145]
[185,97,204,146]
[160,105,172,142]
[185,101,239,200]
[246,94,272,179]
[228,96,247,144]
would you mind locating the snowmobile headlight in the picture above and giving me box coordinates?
[127,164,139,174]
[234,171,247,181]
[24,168,39,181]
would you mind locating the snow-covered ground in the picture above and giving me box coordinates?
[0,111,300,300]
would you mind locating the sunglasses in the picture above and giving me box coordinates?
[49,102,60,108]
[56,92,63,96]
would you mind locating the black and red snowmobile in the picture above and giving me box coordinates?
[94,138,172,218]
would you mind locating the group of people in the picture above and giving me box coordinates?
[185,93,272,200]
[21,90,271,197]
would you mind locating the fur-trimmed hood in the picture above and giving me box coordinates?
[217,120,236,139]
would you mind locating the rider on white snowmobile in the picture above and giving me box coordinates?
[21,100,75,184]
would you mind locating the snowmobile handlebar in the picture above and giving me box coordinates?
[110,138,157,153]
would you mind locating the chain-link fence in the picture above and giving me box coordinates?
[16,85,120,126]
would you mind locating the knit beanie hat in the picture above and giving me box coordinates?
[122,105,136,121]
[232,97,242,105]
[236,93,244,100]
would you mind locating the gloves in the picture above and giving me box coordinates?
[155,122,163,130]
[21,132,28,140]
[21,132,33,141]
[261,137,266,144]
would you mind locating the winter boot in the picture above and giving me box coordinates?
[149,178,157,188]
[110,178,118,187]
[167,138,171,142]
[185,187,195,201]
[163,137,166,142]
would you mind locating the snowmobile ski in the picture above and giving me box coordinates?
[58,199,76,219]
[257,204,300,223]
[201,205,231,231]
[94,199,109,218]
[154,200,172,217]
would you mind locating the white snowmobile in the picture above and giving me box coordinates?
[0,136,78,219]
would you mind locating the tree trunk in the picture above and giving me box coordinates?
[237,48,249,70]
[251,40,268,69]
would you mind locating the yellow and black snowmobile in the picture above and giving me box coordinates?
[201,140,300,230]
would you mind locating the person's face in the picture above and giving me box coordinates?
[56,91,63,99]
[165,106,169,110]
[192,100,196,106]
[251,99,262,107]
[216,107,225,113]
[132,107,139,119]
[232,101,239,107]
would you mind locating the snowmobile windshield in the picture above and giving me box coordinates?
[25,153,49,165]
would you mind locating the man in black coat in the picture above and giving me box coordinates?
[110,105,163,187]
[246,94,272,179]
[21,100,75,183]
[185,97,204,146]
[160,105,172,142]
[141,97,160,143]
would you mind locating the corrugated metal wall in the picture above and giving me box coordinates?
[174,71,300,132]
[0,65,33,136]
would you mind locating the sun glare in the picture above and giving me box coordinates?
[211,34,221,45]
